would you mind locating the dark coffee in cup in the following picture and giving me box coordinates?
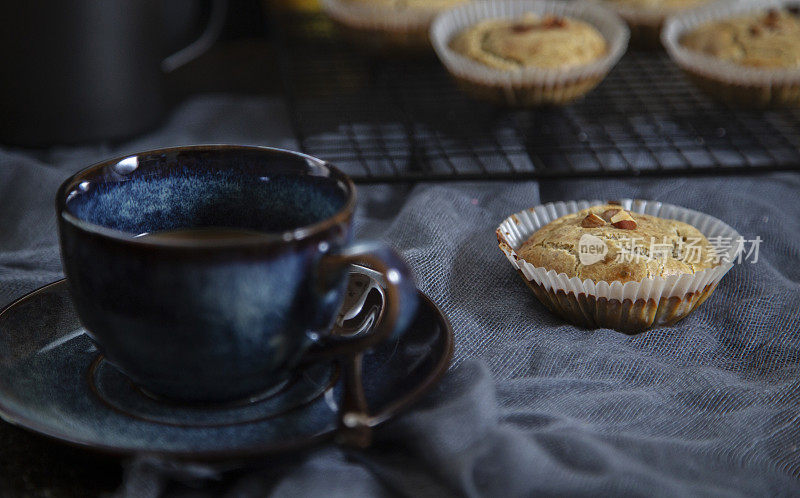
[56,146,417,403]
[137,228,266,241]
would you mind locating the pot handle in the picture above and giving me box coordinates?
[161,0,228,73]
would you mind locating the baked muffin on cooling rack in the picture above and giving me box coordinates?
[596,0,714,48]
[680,8,800,68]
[431,0,629,106]
[321,0,470,52]
[663,1,800,107]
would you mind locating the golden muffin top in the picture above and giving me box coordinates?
[517,204,718,283]
[604,0,712,10]
[681,8,800,68]
[345,0,468,11]
[449,13,608,70]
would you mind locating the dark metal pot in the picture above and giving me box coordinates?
[0,0,226,146]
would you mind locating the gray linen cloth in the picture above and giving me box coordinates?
[1,95,799,497]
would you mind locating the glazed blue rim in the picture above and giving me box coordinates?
[0,279,454,461]
[55,145,357,248]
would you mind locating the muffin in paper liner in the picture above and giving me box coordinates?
[496,199,741,333]
[430,0,630,106]
[662,0,800,107]
[591,0,714,48]
[321,0,466,52]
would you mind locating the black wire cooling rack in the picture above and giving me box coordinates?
[271,13,800,183]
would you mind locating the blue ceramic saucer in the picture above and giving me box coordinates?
[0,266,453,460]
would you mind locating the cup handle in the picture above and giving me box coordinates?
[304,241,418,361]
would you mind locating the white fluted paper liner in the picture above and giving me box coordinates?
[663,0,800,87]
[322,0,451,34]
[496,199,740,304]
[430,0,629,88]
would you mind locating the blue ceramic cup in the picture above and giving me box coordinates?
[56,145,417,403]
